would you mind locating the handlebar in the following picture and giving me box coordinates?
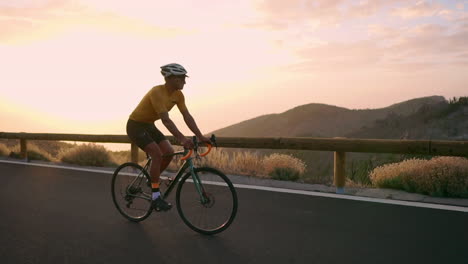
[180,149,193,161]
[180,135,216,161]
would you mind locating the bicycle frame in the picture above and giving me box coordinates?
[138,151,206,202]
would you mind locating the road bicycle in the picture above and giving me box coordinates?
[111,135,238,235]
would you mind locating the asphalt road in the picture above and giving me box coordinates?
[0,162,467,264]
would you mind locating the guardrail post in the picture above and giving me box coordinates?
[334,151,346,194]
[131,143,139,163]
[20,139,28,161]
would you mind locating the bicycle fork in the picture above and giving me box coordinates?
[189,164,208,205]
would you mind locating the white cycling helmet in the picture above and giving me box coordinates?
[160,63,188,77]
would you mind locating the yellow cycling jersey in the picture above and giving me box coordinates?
[129,84,188,123]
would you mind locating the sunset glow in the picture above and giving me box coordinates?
[1,0,467,144]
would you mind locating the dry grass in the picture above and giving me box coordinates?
[108,150,146,166]
[2,141,305,182]
[4,140,466,197]
[370,157,468,197]
[0,143,10,156]
[9,143,57,162]
[109,152,131,165]
[263,153,306,175]
[59,143,117,167]
[199,149,264,176]
[198,148,232,171]
[190,148,306,179]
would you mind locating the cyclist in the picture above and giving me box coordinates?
[126,63,211,212]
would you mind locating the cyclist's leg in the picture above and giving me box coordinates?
[145,124,173,173]
[158,140,174,173]
[143,142,163,184]
[144,143,172,211]
[144,123,173,211]
[126,120,166,204]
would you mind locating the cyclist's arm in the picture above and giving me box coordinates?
[181,109,203,138]
[160,112,186,142]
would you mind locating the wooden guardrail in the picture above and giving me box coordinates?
[1,132,467,193]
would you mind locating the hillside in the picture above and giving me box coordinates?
[347,98,468,140]
[211,96,447,138]
[209,95,466,185]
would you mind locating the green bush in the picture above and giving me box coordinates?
[348,159,374,186]
[60,143,117,167]
[269,167,300,181]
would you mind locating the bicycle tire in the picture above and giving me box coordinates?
[111,162,153,222]
[176,167,238,235]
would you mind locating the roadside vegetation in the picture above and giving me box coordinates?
[59,144,118,167]
[1,139,467,198]
[0,143,10,157]
[198,149,306,181]
[370,156,468,198]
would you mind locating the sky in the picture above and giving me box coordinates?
[1,0,467,148]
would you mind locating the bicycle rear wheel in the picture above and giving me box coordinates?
[176,167,238,235]
[111,162,153,222]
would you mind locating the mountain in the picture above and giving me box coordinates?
[347,97,468,140]
[211,96,448,138]
[210,95,466,185]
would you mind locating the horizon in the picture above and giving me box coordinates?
[2,94,462,152]
[1,0,467,151]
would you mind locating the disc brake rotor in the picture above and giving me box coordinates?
[201,192,215,208]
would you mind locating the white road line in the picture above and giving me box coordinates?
[0,159,115,175]
[1,159,467,213]
[233,184,468,213]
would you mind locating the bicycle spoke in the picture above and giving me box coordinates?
[177,168,238,235]
[111,163,153,222]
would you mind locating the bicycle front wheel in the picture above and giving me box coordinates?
[111,162,153,222]
[176,167,238,235]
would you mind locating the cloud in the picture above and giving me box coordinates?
[293,40,383,71]
[253,0,410,30]
[346,0,391,19]
[391,0,444,19]
[288,22,468,73]
[266,0,468,74]
[253,0,356,30]
[367,24,401,40]
[0,0,186,44]
[387,24,468,58]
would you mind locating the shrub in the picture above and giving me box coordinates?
[348,159,374,186]
[60,143,117,167]
[269,167,300,181]
[370,157,468,198]
[0,143,10,157]
[166,149,308,182]
[263,153,306,178]
[185,149,307,180]
[8,143,56,162]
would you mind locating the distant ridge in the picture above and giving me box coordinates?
[211,96,449,138]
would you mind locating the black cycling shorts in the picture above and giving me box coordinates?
[126,119,167,150]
